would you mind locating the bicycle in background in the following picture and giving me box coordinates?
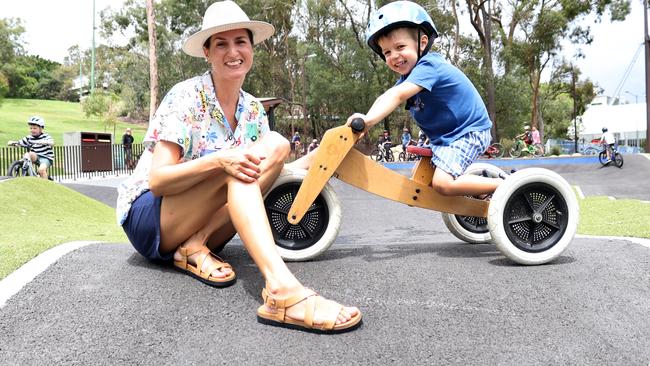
[6,143,39,177]
[483,142,504,159]
[598,143,624,168]
[371,142,395,162]
[508,138,544,158]
[398,140,418,161]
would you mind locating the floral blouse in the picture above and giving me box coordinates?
[116,71,270,225]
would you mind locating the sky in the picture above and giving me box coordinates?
[1,0,647,103]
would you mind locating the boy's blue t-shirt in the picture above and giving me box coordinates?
[396,53,492,146]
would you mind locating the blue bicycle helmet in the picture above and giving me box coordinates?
[366,1,438,60]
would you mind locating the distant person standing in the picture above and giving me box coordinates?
[531,126,541,145]
[401,127,412,152]
[122,128,135,169]
[291,131,302,159]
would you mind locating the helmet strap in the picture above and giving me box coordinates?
[417,28,422,60]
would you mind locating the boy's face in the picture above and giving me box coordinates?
[29,125,42,136]
[378,28,427,76]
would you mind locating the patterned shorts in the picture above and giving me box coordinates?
[429,129,492,178]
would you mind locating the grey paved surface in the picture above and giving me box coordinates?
[1,155,649,365]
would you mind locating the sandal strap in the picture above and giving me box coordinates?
[262,288,318,322]
[262,288,346,329]
[197,250,230,276]
[176,245,231,276]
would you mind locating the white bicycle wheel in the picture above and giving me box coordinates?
[264,168,342,261]
[441,163,507,244]
[487,168,579,265]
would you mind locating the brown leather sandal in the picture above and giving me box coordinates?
[173,245,236,287]
[256,288,362,334]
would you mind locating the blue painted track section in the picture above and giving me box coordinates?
[383,156,600,170]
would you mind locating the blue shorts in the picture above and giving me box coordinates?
[121,190,172,261]
[429,129,491,178]
[37,157,52,169]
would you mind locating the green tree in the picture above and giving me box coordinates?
[0,18,25,105]
[82,91,123,136]
[495,0,630,139]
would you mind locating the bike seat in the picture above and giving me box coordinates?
[406,146,432,157]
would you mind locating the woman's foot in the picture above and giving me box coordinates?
[257,285,362,333]
[173,235,233,279]
[173,235,236,287]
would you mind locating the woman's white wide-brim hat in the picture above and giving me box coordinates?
[183,1,275,58]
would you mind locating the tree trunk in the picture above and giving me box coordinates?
[530,70,541,130]
[146,0,159,123]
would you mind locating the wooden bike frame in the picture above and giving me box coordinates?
[287,125,489,225]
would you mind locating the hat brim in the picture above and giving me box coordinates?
[183,21,275,58]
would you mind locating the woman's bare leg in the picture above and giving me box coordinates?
[161,132,288,278]
[226,176,358,325]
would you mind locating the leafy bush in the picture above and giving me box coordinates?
[550,146,562,156]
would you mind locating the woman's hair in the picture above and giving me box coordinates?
[203,29,254,50]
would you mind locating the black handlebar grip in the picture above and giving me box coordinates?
[350,118,366,133]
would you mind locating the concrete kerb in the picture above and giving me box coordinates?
[2,234,650,310]
[0,241,99,308]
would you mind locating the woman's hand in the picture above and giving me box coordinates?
[217,149,265,183]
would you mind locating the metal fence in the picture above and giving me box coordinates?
[1,143,145,181]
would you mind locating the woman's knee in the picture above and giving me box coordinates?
[263,131,290,161]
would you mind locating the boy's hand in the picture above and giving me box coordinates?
[346,113,368,137]
[7,141,17,146]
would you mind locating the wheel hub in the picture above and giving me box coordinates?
[264,182,329,251]
[503,183,569,253]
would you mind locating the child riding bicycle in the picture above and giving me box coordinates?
[7,116,54,179]
[514,126,532,146]
[599,127,616,162]
[377,130,393,160]
[346,1,500,197]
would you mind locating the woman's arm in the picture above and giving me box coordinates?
[148,141,263,196]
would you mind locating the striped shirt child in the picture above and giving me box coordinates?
[17,133,55,162]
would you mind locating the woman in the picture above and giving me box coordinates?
[116,1,360,334]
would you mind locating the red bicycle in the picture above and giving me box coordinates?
[483,142,504,158]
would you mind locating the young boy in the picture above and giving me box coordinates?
[347,1,499,197]
[7,116,55,179]
[599,127,616,162]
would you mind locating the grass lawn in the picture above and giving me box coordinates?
[0,98,147,145]
[578,196,650,238]
[0,177,127,279]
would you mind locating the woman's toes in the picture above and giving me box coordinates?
[336,306,358,324]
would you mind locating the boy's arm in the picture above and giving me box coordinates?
[42,135,54,146]
[17,137,30,147]
[348,82,422,128]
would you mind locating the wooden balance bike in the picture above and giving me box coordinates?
[264,119,579,265]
